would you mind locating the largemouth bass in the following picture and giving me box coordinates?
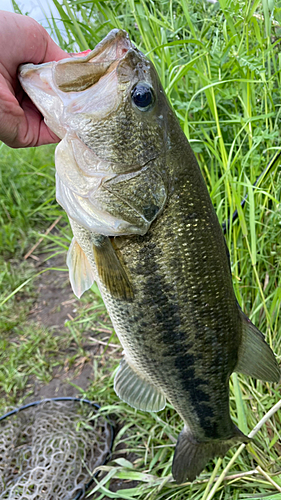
[19,30,280,483]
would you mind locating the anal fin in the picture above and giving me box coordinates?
[235,310,280,383]
[114,358,166,412]
[93,237,134,301]
[67,237,96,298]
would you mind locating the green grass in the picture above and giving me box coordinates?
[1,0,281,498]
[0,143,58,255]
[0,143,68,326]
[0,323,65,405]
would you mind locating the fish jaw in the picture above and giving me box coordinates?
[18,29,132,139]
[19,62,65,139]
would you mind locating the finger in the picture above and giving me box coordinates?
[17,96,60,148]
[0,91,59,148]
[0,11,70,82]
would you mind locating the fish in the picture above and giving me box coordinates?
[19,29,280,483]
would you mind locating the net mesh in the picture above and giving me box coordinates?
[0,400,112,499]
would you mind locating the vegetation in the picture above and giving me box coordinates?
[1,0,281,498]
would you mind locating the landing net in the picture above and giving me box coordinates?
[0,398,113,500]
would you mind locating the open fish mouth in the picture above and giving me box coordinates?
[18,30,133,138]
[19,29,132,91]
[51,29,132,93]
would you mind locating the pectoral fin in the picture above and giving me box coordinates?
[67,237,95,298]
[235,310,280,383]
[93,237,134,301]
[114,358,166,412]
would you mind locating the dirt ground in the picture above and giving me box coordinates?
[24,253,95,401]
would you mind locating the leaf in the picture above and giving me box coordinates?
[113,458,134,469]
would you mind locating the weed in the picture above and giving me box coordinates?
[1,1,281,498]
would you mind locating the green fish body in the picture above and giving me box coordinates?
[19,30,280,483]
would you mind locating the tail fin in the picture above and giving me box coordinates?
[172,425,250,483]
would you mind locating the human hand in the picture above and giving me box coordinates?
[0,11,70,148]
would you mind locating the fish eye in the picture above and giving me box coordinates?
[131,83,154,110]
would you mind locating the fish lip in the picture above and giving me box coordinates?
[19,29,132,78]
[18,61,51,78]
[85,29,132,61]
[56,29,132,68]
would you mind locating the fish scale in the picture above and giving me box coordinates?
[104,156,239,442]
[18,28,280,483]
